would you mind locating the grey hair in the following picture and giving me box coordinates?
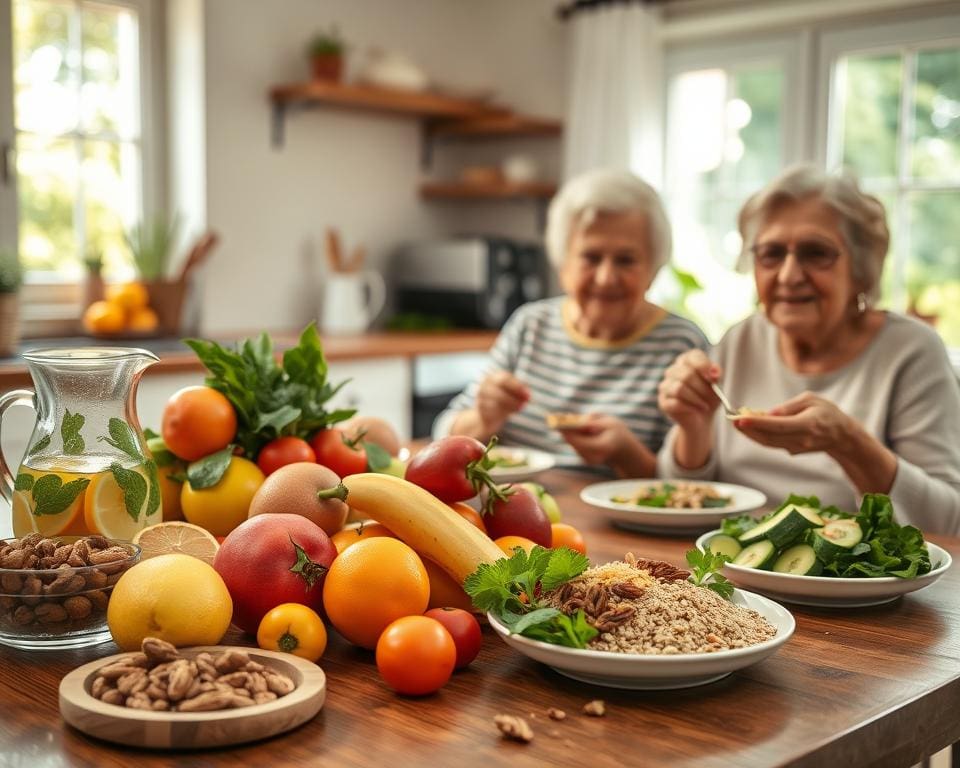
[545,169,672,272]
[737,164,890,302]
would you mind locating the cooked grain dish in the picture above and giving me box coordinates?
[611,481,732,509]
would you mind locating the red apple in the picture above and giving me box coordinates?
[483,485,552,547]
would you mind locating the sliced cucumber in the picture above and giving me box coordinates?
[704,534,742,560]
[733,539,777,570]
[773,544,823,576]
[811,519,863,562]
[739,505,825,548]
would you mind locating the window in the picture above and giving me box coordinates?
[12,0,145,286]
[829,43,960,347]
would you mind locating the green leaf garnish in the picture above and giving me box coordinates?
[61,410,86,455]
[686,548,733,600]
[99,418,144,461]
[364,441,392,472]
[14,473,34,492]
[30,473,90,516]
[186,446,235,490]
[110,463,147,522]
[144,459,161,517]
[27,435,51,457]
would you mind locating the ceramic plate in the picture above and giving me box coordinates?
[488,589,793,690]
[580,479,766,535]
[59,646,326,749]
[695,531,952,608]
[488,447,556,483]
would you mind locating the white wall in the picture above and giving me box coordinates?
[195,0,566,334]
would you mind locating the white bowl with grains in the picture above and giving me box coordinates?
[488,559,795,690]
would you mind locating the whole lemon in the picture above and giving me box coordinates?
[107,553,233,651]
[181,456,265,537]
[82,300,125,335]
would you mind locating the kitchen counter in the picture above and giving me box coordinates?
[0,330,498,390]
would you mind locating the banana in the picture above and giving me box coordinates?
[335,473,503,584]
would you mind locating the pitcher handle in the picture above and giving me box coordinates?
[363,270,386,324]
[0,389,35,504]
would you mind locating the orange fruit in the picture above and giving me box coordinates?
[422,556,474,612]
[494,535,537,557]
[449,501,485,532]
[82,300,125,335]
[330,521,396,555]
[107,553,233,651]
[161,386,238,462]
[132,521,221,565]
[322,537,430,649]
[105,281,149,312]
[551,523,587,555]
[127,306,159,333]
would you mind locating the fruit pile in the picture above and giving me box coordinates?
[82,282,159,336]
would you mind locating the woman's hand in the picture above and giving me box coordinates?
[733,392,853,455]
[657,349,721,432]
[560,414,655,477]
[475,370,530,435]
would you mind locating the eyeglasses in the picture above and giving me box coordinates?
[751,240,841,271]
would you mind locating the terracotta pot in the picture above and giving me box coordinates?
[0,293,20,357]
[311,53,343,82]
[144,280,187,337]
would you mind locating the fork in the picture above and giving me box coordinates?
[710,381,739,418]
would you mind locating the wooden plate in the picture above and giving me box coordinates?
[59,646,326,749]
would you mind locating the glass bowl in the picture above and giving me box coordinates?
[0,535,141,650]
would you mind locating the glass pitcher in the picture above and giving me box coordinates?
[0,347,160,540]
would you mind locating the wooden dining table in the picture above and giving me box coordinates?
[1,466,958,768]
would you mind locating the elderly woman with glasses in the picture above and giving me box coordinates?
[435,169,708,476]
[657,164,960,534]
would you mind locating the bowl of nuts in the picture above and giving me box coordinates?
[0,533,140,650]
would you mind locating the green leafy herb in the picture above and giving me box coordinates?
[686,548,734,600]
[363,441,392,472]
[146,436,181,469]
[61,410,86,455]
[14,473,34,491]
[720,514,757,538]
[184,323,355,459]
[27,435,51,457]
[31,473,90,517]
[99,418,144,461]
[463,546,595,649]
[186,446,235,490]
[144,459,161,517]
[110,463,147,522]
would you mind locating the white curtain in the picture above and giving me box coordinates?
[563,3,664,187]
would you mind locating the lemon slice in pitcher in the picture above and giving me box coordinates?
[84,466,152,539]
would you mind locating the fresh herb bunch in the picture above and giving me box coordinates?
[685,548,734,599]
[184,323,355,460]
[306,26,345,57]
[0,251,21,294]
[464,546,595,649]
[125,213,180,281]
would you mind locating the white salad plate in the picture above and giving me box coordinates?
[488,447,556,483]
[695,531,952,608]
[580,479,767,535]
[488,589,794,690]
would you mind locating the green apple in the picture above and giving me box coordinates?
[519,481,561,523]
[377,457,407,478]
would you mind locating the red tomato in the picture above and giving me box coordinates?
[405,436,494,503]
[310,428,367,477]
[256,436,316,476]
[376,615,456,695]
[423,607,482,669]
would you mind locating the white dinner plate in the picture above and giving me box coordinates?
[488,588,794,690]
[488,446,556,483]
[580,479,766,535]
[695,530,953,608]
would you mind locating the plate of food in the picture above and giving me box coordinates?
[579,479,767,534]
[695,493,952,607]
[482,552,794,690]
[488,446,556,483]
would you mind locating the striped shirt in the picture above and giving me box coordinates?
[435,296,709,463]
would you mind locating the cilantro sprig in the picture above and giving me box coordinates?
[464,546,596,649]
[686,548,735,600]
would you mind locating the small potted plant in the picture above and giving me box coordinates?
[306,26,345,82]
[124,214,181,335]
[0,251,22,357]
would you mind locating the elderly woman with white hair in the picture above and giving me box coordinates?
[658,164,960,534]
[436,169,708,476]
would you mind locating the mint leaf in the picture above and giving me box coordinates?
[110,463,147,522]
[186,446,235,490]
[147,436,181,469]
[27,435,51,457]
[31,473,90,516]
[144,459,161,517]
[62,410,85,455]
[364,442,391,472]
[99,418,144,461]
[143,427,160,440]
[14,473,34,491]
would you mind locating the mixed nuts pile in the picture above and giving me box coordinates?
[0,534,135,631]
[91,637,297,712]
